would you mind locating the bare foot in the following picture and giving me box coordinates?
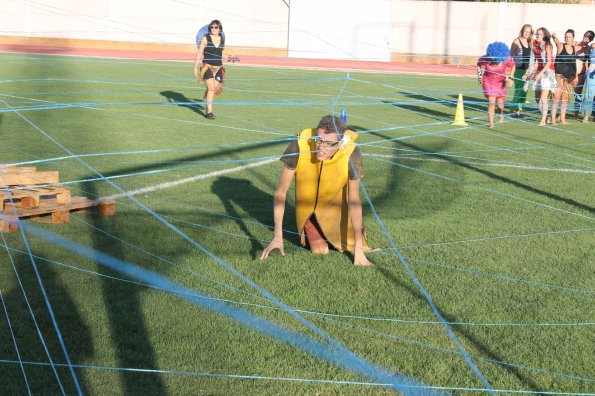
[538,121,546,126]
[583,117,589,123]
[498,117,504,124]
[488,124,494,129]
[560,120,569,125]
[551,121,557,126]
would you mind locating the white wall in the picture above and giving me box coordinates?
[391,1,595,60]
[0,0,289,49]
[288,0,392,61]
[1,0,593,60]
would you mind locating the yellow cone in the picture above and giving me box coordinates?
[451,93,468,126]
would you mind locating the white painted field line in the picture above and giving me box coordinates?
[102,158,276,201]
[365,154,595,174]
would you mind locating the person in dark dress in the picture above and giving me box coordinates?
[552,29,578,125]
[193,19,225,119]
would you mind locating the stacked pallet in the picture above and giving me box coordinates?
[0,165,115,232]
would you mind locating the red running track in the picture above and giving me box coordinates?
[0,43,475,77]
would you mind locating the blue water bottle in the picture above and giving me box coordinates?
[340,108,347,123]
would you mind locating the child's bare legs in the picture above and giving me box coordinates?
[487,97,496,128]
[497,98,505,124]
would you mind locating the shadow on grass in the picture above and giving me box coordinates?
[86,183,168,395]
[160,91,205,117]
[376,265,543,391]
[396,139,595,215]
[349,125,461,220]
[0,253,93,394]
[81,137,286,182]
[211,176,299,259]
[360,107,594,215]
[381,91,463,121]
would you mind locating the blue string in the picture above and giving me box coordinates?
[350,165,496,394]
[1,358,591,395]
[22,223,437,394]
[0,286,32,395]
[68,215,267,301]
[4,98,437,394]
[11,137,295,167]
[323,315,595,384]
[404,256,595,296]
[2,241,591,329]
[2,50,592,392]
[0,188,70,395]
[398,227,595,249]
[359,121,595,171]
[5,210,83,394]
[369,156,594,221]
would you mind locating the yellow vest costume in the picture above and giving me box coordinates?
[295,128,369,252]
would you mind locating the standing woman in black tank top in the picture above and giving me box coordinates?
[193,19,225,119]
[552,29,577,125]
[510,24,533,118]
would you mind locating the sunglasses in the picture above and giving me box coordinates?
[311,137,340,148]
[210,26,220,30]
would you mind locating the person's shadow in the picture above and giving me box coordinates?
[211,176,299,258]
[0,251,93,394]
[85,182,169,395]
[160,91,205,116]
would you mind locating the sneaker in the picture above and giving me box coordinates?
[204,113,215,119]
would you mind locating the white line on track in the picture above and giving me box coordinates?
[364,153,595,174]
[102,158,276,201]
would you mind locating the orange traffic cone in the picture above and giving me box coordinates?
[451,93,468,126]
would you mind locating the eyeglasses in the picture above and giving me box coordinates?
[210,26,220,30]
[311,137,340,148]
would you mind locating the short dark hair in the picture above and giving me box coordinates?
[585,30,595,42]
[317,115,347,136]
[565,29,575,37]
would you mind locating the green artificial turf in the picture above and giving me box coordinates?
[0,52,593,395]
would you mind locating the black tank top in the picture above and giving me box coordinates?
[519,41,531,70]
[555,44,576,78]
[203,34,224,66]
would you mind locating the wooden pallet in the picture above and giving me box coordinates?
[0,166,59,188]
[0,197,116,233]
[0,165,116,232]
[1,185,71,211]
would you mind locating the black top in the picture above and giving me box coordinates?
[203,34,224,66]
[555,44,577,78]
[519,41,531,70]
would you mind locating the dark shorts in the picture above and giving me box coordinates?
[203,66,224,83]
